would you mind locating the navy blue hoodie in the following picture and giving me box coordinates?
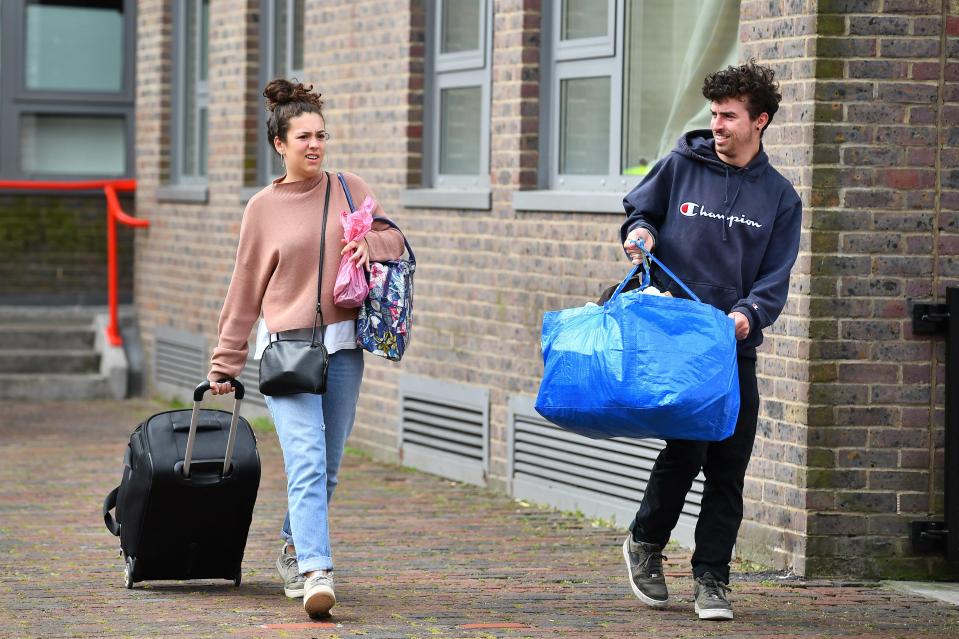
[621,130,802,357]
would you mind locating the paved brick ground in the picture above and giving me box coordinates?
[1,399,958,639]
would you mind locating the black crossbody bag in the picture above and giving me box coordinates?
[258,173,332,396]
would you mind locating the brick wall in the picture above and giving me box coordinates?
[132,0,817,573]
[132,0,957,578]
[288,0,421,458]
[135,0,259,376]
[802,0,957,578]
[736,0,817,576]
[383,0,632,486]
[0,193,135,304]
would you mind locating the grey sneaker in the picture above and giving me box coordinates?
[303,571,336,619]
[694,572,733,620]
[622,536,669,607]
[276,544,305,598]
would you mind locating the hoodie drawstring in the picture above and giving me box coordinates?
[723,166,729,206]
[722,167,729,241]
[721,166,747,243]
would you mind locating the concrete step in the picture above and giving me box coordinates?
[0,324,96,350]
[0,306,133,400]
[0,373,114,400]
[0,349,100,374]
[0,304,133,322]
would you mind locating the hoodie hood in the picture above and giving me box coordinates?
[675,129,770,181]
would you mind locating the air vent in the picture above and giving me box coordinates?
[507,395,704,548]
[153,326,206,400]
[400,375,489,486]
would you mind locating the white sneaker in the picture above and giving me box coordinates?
[303,571,335,619]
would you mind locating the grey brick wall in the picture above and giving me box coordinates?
[802,0,958,579]
[737,0,817,576]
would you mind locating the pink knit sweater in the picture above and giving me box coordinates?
[208,171,405,380]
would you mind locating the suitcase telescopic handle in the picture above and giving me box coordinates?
[183,379,245,478]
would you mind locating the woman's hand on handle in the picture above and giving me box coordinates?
[209,379,235,395]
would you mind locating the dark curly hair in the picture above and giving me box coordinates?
[263,78,325,151]
[702,60,781,134]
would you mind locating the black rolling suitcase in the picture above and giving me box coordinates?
[103,380,260,588]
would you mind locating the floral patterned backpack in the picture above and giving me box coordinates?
[337,173,415,361]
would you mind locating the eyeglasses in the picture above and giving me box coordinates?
[293,131,331,142]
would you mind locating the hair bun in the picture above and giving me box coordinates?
[263,78,323,111]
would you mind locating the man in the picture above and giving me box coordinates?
[619,61,801,621]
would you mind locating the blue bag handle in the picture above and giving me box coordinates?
[609,244,651,300]
[611,240,702,303]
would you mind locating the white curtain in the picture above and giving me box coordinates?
[655,0,742,157]
[622,0,741,173]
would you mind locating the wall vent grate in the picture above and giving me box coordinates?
[399,375,489,486]
[508,395,704,548]
[153,326,205,398]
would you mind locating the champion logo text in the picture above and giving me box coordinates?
[678,201,763,229]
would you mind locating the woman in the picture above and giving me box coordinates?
[207,79,404,619]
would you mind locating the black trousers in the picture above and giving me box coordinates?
[629,356,760,584]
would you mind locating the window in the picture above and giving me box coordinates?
[257,0,305,185]
[21,114,126,175]
[401,0,492,209]
[544,0,740,193]
[428,0,492,191]
[25,0,124,92]
[273,0,305,77]
[0,0,135,179]
[171,0,210,183]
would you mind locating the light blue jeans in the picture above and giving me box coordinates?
[264,348,364,574]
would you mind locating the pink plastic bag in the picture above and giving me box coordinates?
[333,195,375,307]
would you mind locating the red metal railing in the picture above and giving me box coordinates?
[0,179,146,346]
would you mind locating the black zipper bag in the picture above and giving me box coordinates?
[102,379,261,588]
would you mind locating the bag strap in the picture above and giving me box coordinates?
[337,172,416,265]
[103,485,120,536]
[613,240,701,303]
[366,216,416,265]
[337,171,357,212]
[309,173,332,346]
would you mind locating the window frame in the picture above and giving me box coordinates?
[255,0,306,188]
[425,0,492,192]
[169,0,210,187]
[544,0,627,193]
[518,0,742,212]
[0,0,136,181]
[434,0,487,72]
[17,107,132,178]
[551,61,623,189]
[552,0,616,61]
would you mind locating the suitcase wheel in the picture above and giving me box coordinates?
[234,571,242,587]
[124,556,135,589]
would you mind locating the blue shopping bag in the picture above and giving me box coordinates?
[534,248,740,441]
